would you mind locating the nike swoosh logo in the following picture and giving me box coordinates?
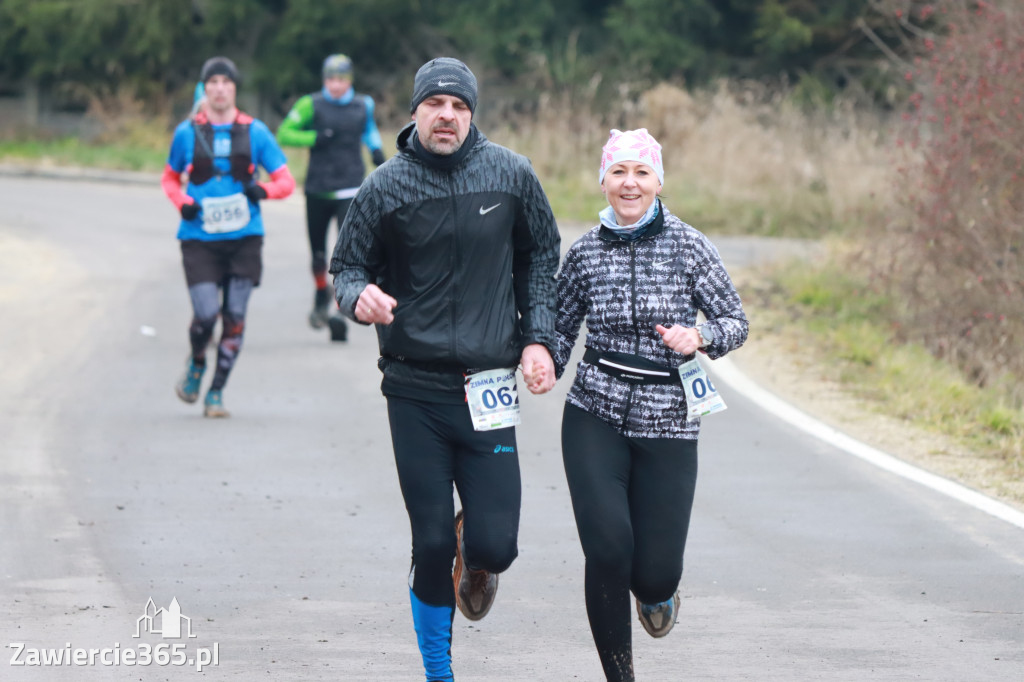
[438,81,458,87]
[653,259,674,267]
[479,203,501,215]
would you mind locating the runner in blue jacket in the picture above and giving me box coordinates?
[162,57,295,418]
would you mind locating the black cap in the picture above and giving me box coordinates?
[200,57,240,85]
[410,57,478,114]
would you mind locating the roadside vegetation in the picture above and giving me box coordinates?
[1,2,1020,504]
[745,254,1023,505]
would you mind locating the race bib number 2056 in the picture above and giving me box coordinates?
[678,358,727,422]
[465,368,521,431]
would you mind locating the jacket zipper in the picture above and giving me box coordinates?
[448,175,459,360]
[630,241,640,353]
[621,241,639,431]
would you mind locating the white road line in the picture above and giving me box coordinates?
[709,356,1024,531]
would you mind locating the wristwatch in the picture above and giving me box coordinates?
[697,323,715,348]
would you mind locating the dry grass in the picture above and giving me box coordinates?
[80,86,174,151]
[488,80,897,236]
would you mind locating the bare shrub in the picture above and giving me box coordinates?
[876,0,1024,393]
[486,78,615,221]
[652,81,895,234]
[78,85,175,150]
[491,77,894,236]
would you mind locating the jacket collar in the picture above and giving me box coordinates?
[396,121,484,171]
[598,199,667,243]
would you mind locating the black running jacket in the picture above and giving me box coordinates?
[330,122,560,398]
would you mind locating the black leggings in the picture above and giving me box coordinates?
[387,396,522,608]
[561,403,698,682]
[306,195,352,280]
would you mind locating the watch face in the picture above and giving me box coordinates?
[700,325,713,345]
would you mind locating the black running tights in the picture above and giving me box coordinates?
[306,195,352,280]
[561,403,698,682]
[387,396,522,608]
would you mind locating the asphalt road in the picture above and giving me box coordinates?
[1,176,1022,681]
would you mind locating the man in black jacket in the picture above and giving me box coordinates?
[329,57,559,682]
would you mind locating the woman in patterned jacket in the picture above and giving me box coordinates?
[553,128,748,682]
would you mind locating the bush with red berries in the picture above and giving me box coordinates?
[879,0,1023,391]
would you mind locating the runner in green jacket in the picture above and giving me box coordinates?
[277,54,386,341]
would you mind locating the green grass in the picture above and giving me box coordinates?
[0,134,367,187]
[539,168,607,225]
[0,137,166,172]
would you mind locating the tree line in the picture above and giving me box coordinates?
[0,0,920,120]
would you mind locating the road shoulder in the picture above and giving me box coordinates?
[727,269,1024,515]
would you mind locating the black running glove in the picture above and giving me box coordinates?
[180,201,200,221]
[371,148,386,166]
[244,184,267,203]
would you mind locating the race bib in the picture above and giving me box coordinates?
[200,193,250,233]
[465,368,521,431]
[678,358,727,422]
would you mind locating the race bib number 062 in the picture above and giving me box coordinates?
[465,368,521,431]
[678,358,727,422]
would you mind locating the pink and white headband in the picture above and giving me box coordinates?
[599,128,664,185]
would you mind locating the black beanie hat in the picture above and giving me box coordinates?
[200,57,240,85]
[410,57,478,114]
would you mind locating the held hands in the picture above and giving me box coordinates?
[355,284,397,325]
[180,201,200,221]
[520,344,556,395]
[655,324,705,356]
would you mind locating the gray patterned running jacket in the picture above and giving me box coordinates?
[554,202,748,438]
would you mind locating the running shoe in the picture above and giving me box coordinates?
[203,389,230,418]
[636,592,680,638]
[309,287,330,329]
[452,510,499,621]
[175,358,205,404]
[328,314,348,342]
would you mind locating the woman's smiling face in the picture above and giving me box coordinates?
[601,160,661,225]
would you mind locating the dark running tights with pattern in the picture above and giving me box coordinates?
[187,278,254,390]
[307,195,352,281]
[561,403,698,682]
[386,396,522,608]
